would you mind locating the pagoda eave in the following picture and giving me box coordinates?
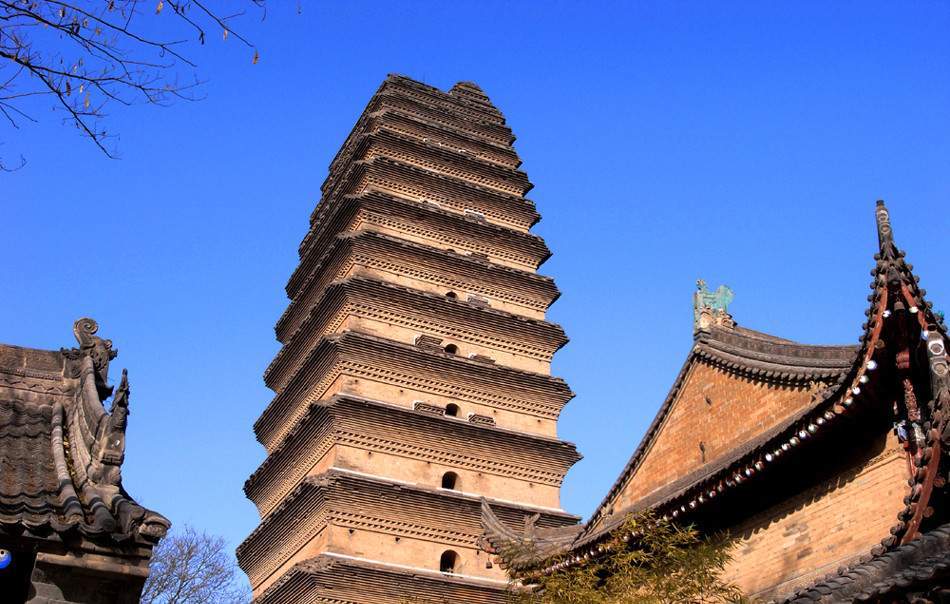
[245,393,582,517]
[266,276,568,391]
[255,553,514,604]
[279,230,561,343]
[239,468,579,589]
[255,331,574,451]
[294,190,550,281]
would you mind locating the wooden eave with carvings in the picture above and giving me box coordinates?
[245,393,582,517]
[255,554,513,604]
[758,202,950,602]
[0,319,169,552]
[278,230,561,343]
[266,276,568,392]
[486,202,950,589]
[289,190,551,299]
[254,330,575,451]
[238,468,578,588]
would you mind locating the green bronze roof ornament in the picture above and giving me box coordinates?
[693,279,735,332]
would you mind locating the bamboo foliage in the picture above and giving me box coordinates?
[507,511,749,604]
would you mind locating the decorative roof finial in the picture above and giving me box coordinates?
[63,318,117,399]
[694,280,735,332]
[875,200,894,250]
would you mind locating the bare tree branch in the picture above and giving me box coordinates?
[0,0,264,163]
[141,524,250,604]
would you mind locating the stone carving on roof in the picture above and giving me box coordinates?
[480,499,582,570]
[62,316,118,397]
[693,279,735,332]
[0,318,169,544]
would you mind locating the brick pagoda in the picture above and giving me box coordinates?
[238,75,581,603]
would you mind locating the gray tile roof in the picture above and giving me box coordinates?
[771,523,950,602]
[0,319,168,545]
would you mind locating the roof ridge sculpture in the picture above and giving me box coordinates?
[0,318,169,544]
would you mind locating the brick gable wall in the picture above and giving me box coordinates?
[615,359,822,512]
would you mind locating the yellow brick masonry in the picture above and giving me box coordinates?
[616,360,820,511]
[724,433,908,598]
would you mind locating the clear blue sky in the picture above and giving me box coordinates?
[3,1,949,588]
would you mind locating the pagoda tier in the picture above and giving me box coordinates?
[334,128,533,197]
[290,189,551,293]
[351,191,548,267]
[327,109,523,176]
[242,75,579,601]
[287,156,540,299]
[256,555,512,604]
[277,229,560,342]
[245,394,582,517]
[280,191,552,342]
[239,469,578,589]
[254,329,574,450]
[266,275,568,390]
[311,155,541,232]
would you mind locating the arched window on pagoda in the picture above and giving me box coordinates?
[440,550,459,574]
[444,344,459,355]
[445,403,460,417]
[441,472,459,490]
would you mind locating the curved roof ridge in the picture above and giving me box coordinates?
[479,498,582,570]
[697,326,858,377]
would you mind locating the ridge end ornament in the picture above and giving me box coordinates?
[694,279,735,332]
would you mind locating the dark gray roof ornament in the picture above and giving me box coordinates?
[694,279,735,332]
[63,317,118,398]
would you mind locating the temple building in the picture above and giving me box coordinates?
[238,75,581,603]
[0,318,170,603]
[483,202,950,602]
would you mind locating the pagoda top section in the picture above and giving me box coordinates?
[319,74,529,208]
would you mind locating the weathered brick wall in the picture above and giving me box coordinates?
[723,434,908,599]
[617,359,820,511]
